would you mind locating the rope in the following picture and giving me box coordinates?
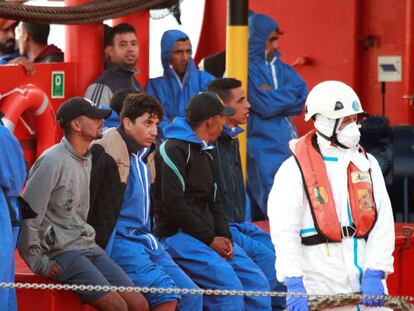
[0,0,171,25]
[1,282,413,310]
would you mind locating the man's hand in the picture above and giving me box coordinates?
[47,262,62,279]
[259,84,273,91]
[8,56,36,75]
[209,237,233,260]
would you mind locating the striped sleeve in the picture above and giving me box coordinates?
[84,83,113,107]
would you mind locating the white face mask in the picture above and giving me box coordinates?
[336,122,361,148]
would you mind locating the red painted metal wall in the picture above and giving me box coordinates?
[195,0,414,134]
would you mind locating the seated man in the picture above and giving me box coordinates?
[146,29,214,134]
[88,93,202,311]
[18,97,148,311]
[153,92,272,311]
[208,78,286,310]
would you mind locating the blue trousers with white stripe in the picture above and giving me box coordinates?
[230,222,287,311]
[110,234,202,310]
[160,232,272,311]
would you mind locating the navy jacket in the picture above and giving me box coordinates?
[213,126,246,223]
[152,118,231,245]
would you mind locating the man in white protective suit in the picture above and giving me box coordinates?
[268,80,395,311]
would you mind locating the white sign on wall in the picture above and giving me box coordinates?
[378,56,402,82]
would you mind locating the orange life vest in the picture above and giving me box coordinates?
[290,130,377,243]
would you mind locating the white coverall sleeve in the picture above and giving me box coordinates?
[268,156,307,282]
[363,154,395,274]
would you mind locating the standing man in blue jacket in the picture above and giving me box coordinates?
[0,120,27,311]
[89,93,202,311]
[247,14,308,220]
[146,29,214,135]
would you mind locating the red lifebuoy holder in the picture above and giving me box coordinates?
[0,84,56,161]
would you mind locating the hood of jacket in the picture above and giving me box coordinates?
[248,14,280,61]
[161,29,197,76]
[34,44,64,63]
[222,125,244,138]
[101,105,120,129]
[163,117,208,147]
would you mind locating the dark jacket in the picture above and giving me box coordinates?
[202,50,226,78]
[85,63,142,107]
[152,117,231,245]
[213,126,246,223]
[88,128,133,248]
[34,44,64,63]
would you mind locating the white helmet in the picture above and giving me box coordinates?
[304,80,364,121]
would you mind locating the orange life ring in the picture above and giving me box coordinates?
[0,84,56,158]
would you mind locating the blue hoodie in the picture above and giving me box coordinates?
[100,105,121,130]
[164,117,214,151]
[146,30,214,134]
[247,14,308,218]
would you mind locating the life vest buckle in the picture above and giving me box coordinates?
[341,225,356,238]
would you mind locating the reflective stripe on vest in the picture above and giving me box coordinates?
[290,130,377,242]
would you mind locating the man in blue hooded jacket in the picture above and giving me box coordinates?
[0,121,27,311]
[247,14,308,220]
[146,29,214,136]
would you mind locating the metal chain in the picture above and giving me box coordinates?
[2,282,413,310]
[1,281,413,301]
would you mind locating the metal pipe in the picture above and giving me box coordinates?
[403,176,409,222]
[403,0,414,120]
[226,0,248,180]
[65,0,103,96]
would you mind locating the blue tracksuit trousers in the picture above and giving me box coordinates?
[161,232,272,311]
[230,222,287,310]
[110,234,202,310]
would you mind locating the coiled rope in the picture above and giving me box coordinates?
[0,0,170,24]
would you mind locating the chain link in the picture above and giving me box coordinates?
[1,281,413,302]
[3,282,414,310]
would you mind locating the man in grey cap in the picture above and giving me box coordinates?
[18,97,148,311]
[152,92,272,311]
